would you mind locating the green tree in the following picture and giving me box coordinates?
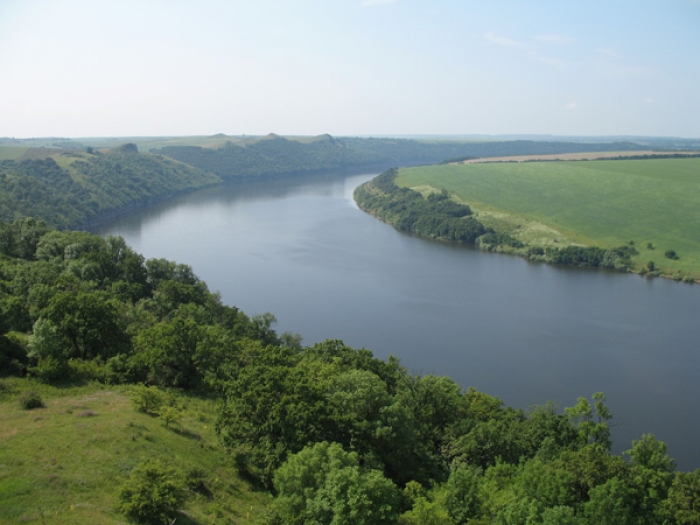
[131,316,204,388]
[116,459,186,525]
[39,290,129,360]
[273,441,400,525]
[661,469,700,525]
[583,477,634,525]
[624,434,675,524]
[565,392,612,449]
[443,466,482,524]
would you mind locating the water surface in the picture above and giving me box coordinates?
[94,172,700,469]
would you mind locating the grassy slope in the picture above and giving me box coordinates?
[0,380,266,525]
[397,158,700,278]
[0,147,29,161]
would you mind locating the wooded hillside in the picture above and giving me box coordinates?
[1,219,699,524]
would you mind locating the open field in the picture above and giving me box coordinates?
[0,380,265,525]
[398,157,700,279]
[0,147,29,160]
[457,150,700,163]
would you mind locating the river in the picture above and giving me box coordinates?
[93,171,700,470]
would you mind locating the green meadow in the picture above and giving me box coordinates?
[0,380,265,525]
[397,158,700,279]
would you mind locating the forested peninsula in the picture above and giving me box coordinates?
[355,169,640,275]
[1,218,700,524]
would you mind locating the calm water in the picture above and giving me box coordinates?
[94,172,700,469]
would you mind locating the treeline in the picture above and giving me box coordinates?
[154,134,378,180]
[1,219,698,524]
[0,145,220,229]
[354,169,488,243]
[536,244,638,271]
[356,169,638,273]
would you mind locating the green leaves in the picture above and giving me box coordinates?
[565,392,612,449]
[272,442,400,525]
[116,459,186,525]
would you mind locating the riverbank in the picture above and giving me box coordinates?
[355,166,699,283]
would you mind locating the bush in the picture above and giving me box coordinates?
[665,249,679,260]
[19,390,45,409]
[28,356,72,384]
[131,385,166,415]
[116,459,186,524]
[158,405,181,428]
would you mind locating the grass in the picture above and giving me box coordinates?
[0,379,266,524]
[397,158,700,279]
[0,147,29,160]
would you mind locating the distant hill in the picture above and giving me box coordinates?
[0,134,670,229]
[0,145,220,229]
[153,134,378,180]
[154,134,650,180]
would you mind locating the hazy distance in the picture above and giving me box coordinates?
[1,0,698,138]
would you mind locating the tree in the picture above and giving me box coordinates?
[565,392,612,449]
[116,459,186,525]
[131,317,204,388]
[661,469,700,525]
[584,477,634,525]
[273,442,400,525]
[325,369,392,454]
[39,290,129,360]
[624,434,675,524]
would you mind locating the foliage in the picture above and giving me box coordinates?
[271,441,401,525]
[131,385,167,415]
[0,219,697,524]
[18,389,44,409]
[115,459,186,524]
[0,148,220,230]
[155,134,377,181]
[354,169,487,244]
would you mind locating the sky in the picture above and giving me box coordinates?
[1,0,699,138]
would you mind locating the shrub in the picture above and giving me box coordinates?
[131,385,165,415]
[29,356,71,384]
[68,358,106,382]
[158,405,181,428]
[665,250,679,260]
[19,390,45,410]
[116,459,186,524]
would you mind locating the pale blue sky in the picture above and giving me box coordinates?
[1,0,698,138]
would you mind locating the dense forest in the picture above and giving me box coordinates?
[0,144,220,229]
[1,218,699,524]
[355,169,639,273]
